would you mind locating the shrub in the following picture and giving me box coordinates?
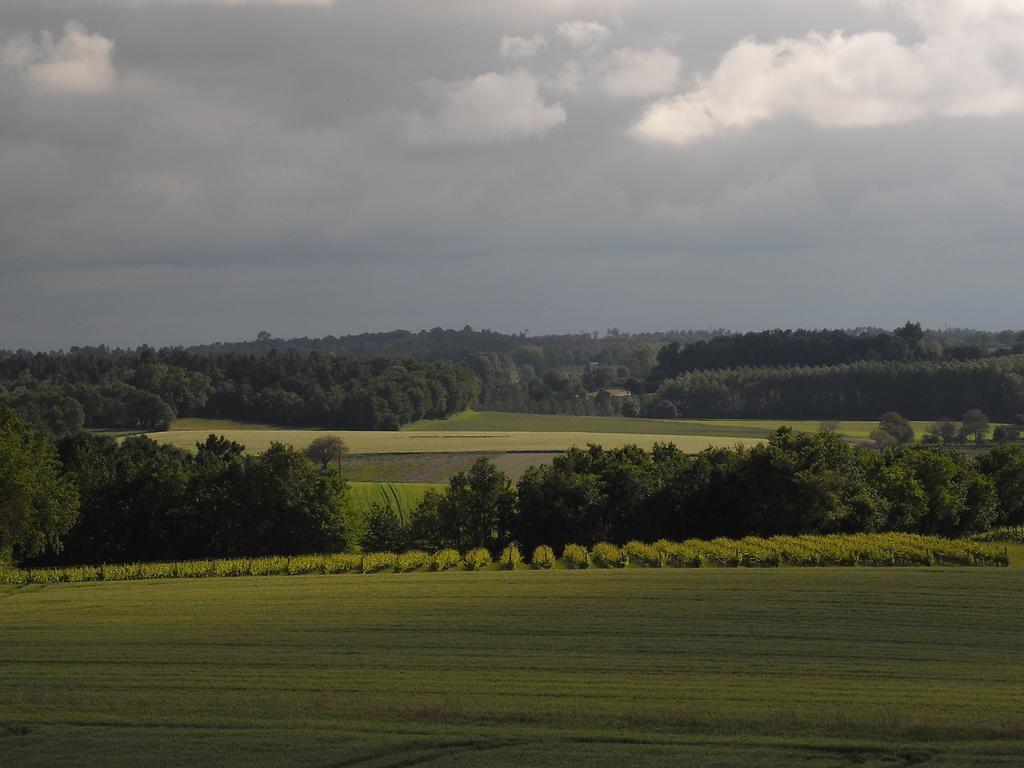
[431,548,463,571]
[499,544,523,570]
[655,540,701,568]
[213,558,251,577]
[249,557,289,576]
[287,555,325,576]
[99,563,145,581]
[464,547,492,570]
[562,543,590,569]
[361,552,399,573]
[0,534,1006,584]
[63,566,101,582]
[0,567,28,585]
[971,526,1024,544]
[323,553,363,574]
[622,541,663,567]
[396,550,431,573]
[531,545,556,569]
[591,542,624,568]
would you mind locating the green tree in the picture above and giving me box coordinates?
[960,409,990,443]
[992,425,1020,444]
[875,411,915,445]
[360,503,407,552]
[304,435,349,472]
[925,419,960,445]
[239,443,349,555]
[436,458,516,552]
[977,445,1024,526]
[0,407,80,564]
[869,428,899,449]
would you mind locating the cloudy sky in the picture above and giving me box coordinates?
[2,0,1023,349]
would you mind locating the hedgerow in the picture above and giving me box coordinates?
[0,535,1006,584]
[971,526,1024,543]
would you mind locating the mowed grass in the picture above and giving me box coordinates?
[1005,543,1024,567]
[348,482,445,523]
[2,570,1023,767]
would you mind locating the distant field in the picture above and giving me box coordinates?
[2,569,1022,767]
[149,428,763,455]
[406,410,776,437]
[406,411,947,441]
[348,482,444,523]
[169,417,278,431]
[147,413,1007,483]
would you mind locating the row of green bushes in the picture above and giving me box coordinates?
[970,526,1024,544]
[0,534,1007,584]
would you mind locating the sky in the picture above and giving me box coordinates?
[1,0,1023,350]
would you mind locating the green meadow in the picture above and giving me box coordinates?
[347,481,445,523]
[2,568,1022,767]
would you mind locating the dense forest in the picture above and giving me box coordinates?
[0,349,479,434]
[4,323,1024,435]
[648,356,1024,421]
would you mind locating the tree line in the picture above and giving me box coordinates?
[0,348,479,435]
[381,431,1023,555]
[647,356,1024,422]
[6,324,1024,434]
[5,404,1024,568]
[1,406,350,566]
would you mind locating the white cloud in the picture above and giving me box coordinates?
[2,22,115,94]
[631,0,1024,146]
[500,34,547,59]
[556,20,611,51]
[407,69,566,145]
[600,47,680,98]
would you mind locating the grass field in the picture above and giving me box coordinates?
[2,569,1022,767]
[348,482,445,523]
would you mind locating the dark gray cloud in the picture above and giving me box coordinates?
[1,0,1022,349]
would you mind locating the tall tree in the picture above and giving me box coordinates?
[0,407,79,564]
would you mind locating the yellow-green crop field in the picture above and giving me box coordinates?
[2,568,1022,767]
